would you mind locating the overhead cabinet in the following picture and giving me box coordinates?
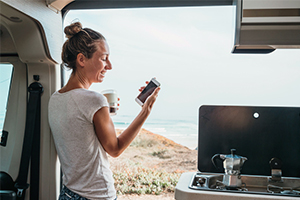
[233,0,300,53]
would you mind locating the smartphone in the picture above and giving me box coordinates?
[135,78,160,106]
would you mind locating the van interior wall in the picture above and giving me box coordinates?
[1,0,64,63]
[0,1,62,199]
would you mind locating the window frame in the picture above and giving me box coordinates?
[0,56,27,179]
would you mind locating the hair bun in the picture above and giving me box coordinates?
[64,22,82,39]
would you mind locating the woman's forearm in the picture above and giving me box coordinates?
[115,108,150,156]
[97,87,160,157]
[116,87,160,156]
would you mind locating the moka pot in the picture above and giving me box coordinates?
[211,149,247,188]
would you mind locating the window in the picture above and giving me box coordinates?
[64,6,300,196]
[64,6,300,149]
[0,63,13,143]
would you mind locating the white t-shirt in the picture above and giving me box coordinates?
[48,88,116,200]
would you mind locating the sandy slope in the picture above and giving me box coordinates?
[109,128,198,199]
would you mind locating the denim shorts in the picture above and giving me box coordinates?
[59,186,117,200]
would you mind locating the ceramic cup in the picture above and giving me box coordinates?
[101,89,118,116]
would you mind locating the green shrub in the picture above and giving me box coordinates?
[130,135,159,148]
[113,164,181,195]
[151,150,171,159]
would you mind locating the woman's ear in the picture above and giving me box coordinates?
[77,53,85,68]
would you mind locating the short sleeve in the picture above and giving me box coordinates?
[74,90,109,124]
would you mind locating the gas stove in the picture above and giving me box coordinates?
[175,105,300,200]
[175,172,300,200]
[189,172,300,197]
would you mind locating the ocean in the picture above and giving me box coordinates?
[112,115,198,150]
[0,113,199,150]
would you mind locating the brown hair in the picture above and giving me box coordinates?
[61,22,106,72]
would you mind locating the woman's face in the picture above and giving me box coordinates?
[84,40,112,84]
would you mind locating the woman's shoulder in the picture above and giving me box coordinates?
[72,88,107,104]
[51,88,106,104]
[75,88,104,98]
[74,88,96,94]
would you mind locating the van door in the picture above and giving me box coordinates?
[0,3,60,198]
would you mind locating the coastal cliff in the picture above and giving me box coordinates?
[109,128,197,199]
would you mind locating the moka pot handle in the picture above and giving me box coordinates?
[211,154,222,169]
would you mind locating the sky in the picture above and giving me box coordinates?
[63,6,300,124]
[1,6,299,129]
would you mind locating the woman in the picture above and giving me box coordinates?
[48,22,160,200]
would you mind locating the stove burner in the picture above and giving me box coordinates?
[215,180,248,192]
[195,177,206,187]
[281,190,300,195]
[267,184,300,196]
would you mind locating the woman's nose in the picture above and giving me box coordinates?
[106,60,112,70]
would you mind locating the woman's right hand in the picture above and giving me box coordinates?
[94,82,160,158]
[140,85,160,112]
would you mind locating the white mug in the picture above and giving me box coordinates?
[101,89,118,116]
